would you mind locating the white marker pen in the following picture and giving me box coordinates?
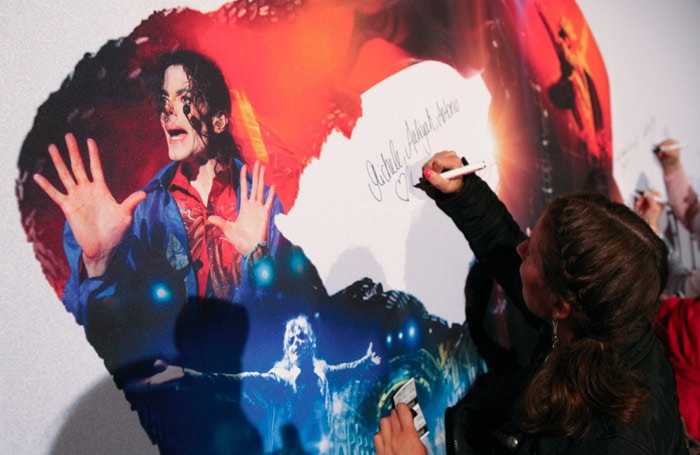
[635,190,667,205]
[439,160,488,179]
[657,143,687,153]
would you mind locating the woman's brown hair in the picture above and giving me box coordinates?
[516,192,669,438]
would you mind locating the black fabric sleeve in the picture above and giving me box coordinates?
[435,174,544,330]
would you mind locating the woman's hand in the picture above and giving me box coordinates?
[33,133,146,277]
[208,160,275,256]
[374,403,427,455]
[421,150,466,196]
[653,139,682,176]
[634,190,664,234]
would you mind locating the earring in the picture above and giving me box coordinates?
[551,319,559,350]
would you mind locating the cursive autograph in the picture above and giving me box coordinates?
[367,97,460,202]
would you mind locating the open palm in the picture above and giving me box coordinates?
[33,133,146,277]
[208,160,275,256]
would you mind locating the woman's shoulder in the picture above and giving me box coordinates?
[620,326,687,452]
[520,402,686,455]
[527,419,686,454]
[592,421,687,455]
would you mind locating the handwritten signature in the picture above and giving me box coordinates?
[367,98,460,202]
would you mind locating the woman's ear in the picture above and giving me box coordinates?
[212,112,228,133]
[552,299,571,321]
[552,300,576,344]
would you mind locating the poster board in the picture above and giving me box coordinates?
[2,0,699,453]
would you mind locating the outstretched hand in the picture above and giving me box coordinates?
[208,160,275,256]
[33,133,146,277]
[138,359,185,388]
[366,342,382,365]
[374,403,427,455]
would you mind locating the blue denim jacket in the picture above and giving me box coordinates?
[60,159,284,380]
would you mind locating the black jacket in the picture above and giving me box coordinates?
[437,175,687,454]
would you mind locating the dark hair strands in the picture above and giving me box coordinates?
[516,192,665,438]
[153,49,241,168]
[517,339,648,438]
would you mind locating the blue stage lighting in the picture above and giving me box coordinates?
[407,323,417,339]
[151,283,172,303]
[253,258,275,287]
[289,249,306,276]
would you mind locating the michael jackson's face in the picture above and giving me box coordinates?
[285,324,313,364]
[159,65,209,164]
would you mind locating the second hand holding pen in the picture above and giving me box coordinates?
[635,190,667,205]
[655,142,687,153]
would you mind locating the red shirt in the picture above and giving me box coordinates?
[656,295,700,441]
[169,163,242,301]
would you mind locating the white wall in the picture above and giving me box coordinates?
[578,0,700,195]
[1,2,224,453]
[1,1,698,453]
[578,0,700,267]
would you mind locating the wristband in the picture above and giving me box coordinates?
[244,241,268,262]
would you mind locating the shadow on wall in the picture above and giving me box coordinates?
[50,376,157,455]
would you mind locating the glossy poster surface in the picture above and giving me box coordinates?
[15,1,613,453]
